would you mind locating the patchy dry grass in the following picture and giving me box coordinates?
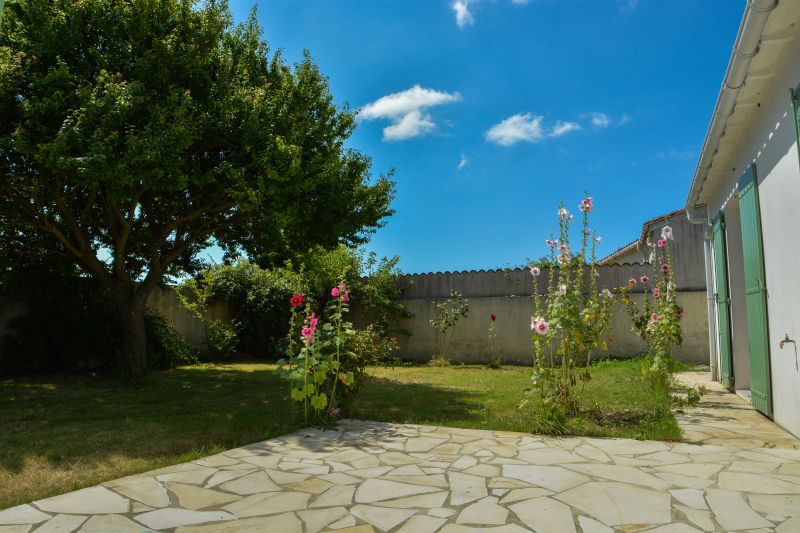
[1,357,678,508]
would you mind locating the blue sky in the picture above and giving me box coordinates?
[229,0,742,274]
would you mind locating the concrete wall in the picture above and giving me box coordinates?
[357,265,709,365]
[704,26,800,437]
[146,287,231,355]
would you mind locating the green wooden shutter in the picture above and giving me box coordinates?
[738,164,773,417]
[712,213,734,390]
[792,85,800,162]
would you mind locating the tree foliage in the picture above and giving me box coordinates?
[0,0,394,377]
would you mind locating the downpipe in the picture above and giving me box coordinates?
[688,207,719,381]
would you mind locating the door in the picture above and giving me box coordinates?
[712,213,734,390]
[738,164,773,417]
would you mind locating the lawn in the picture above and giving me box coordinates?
[0,358,679,509]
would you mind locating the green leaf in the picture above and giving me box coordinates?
[290,387,307,401]
[310,393,328,410]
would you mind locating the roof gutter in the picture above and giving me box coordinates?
[685,0,778,225]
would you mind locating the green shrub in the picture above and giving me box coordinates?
[179,261,303,358]
[343,325,399,400]
[144,310,198,370]
[182,247,409,359]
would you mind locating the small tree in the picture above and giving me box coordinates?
[0,0,393,377]
[429,290,470,365]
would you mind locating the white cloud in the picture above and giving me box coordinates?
[383,111,435,141]
[550,121,581,137]
[452,0,474,29]
[590,112,611,128]
[453,0,530,28]
[486,113,581,146]
[360,85,462,141]
[486,113,544,146]
[458,153,468,170]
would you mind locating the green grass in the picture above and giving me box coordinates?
[0,357,678,509]
[356,358,679,440]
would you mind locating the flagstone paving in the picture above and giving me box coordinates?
[1,372,799,532]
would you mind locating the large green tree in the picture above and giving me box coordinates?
[0,0,394,378]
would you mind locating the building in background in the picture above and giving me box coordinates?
[600,208,706,290]
[684,0,800,438]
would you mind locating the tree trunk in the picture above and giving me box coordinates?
[117,290,149,379]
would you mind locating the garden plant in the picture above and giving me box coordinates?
[275,281,397,425]
[620,224,703,404]
[429,290,471,365]
[487,313,501,368]
[525,195,617,424]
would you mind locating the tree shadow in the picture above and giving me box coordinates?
[350,375,496,428]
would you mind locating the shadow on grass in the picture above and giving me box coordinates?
[0,365,481,474]
[351,374,507,428]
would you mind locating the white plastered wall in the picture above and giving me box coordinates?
[706,33,800,438]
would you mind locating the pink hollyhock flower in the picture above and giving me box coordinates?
[661,263,670,273]
[490,313,496,322]
[341,291,350,302]
[657,239,666,248]
[289,294,304,307]
[629,278,637,286]
[569,214,574,221]
[578,204,585,212]
[661,225,673,240]
[640,275,649,284]
[331,287,340,297]
[546,239,553,246]
[558,251,571,265]
[653,288,661,298]
[535,320,550,335]
[650,313,660,323]
[559,284,567,295]
[530,316,539,330]
[580,197,593,213]
[558,207,569,220]
[559,244,568,252]
[530,266,541,277]
[301,313,318,344]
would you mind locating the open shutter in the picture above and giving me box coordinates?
[792,85,800,162]
[712,213,734,390]
[738,165,773,417]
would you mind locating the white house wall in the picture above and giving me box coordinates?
[706,32,800,437]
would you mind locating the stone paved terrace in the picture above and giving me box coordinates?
[1,372,799,533]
